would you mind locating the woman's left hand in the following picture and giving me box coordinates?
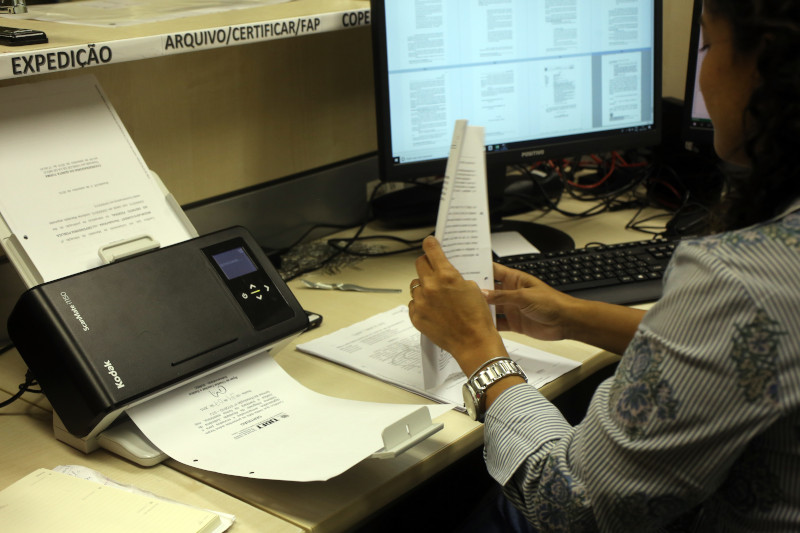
[408,236,506,374]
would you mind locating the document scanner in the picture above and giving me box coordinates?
[1,75,443,472]
[7,226,309,463]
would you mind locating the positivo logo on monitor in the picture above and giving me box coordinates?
[521,149,546,159]
[103,360,125,389]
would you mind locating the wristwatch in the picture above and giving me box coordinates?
[462,358,527,422]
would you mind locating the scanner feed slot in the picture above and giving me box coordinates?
[171,338,238,367]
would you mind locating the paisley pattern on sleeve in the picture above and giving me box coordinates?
[608,335,679,440]
[730,308,784,405]
[533,456,592,532]
[700,211,800,251]
[614,491,691,530]
[761,212,800,249]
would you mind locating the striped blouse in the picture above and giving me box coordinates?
[484,206,800,532]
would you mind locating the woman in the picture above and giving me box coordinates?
[408,0,800,530]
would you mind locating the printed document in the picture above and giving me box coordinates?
[0,468,222,533]
[298,306,581,408]
[127,353,452,482]
[0,75,194,282]
[421,119,494,389]
[52,465,236,532]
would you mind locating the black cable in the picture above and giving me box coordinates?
[510,155,654,220]
[280,181,393,282]
[624,204,674,236]
[561,152,655,202]
[524,153,674,238]
[281,152,661,271]
[582,231,664,249]
[507,165,602,217]
[326,234,426,257]
[0,369,42,409]
[269,222,355,258]
[0,342,15,357]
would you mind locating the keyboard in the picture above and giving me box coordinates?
[496,237,678,305]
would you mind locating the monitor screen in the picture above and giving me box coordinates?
[372,0,662,187]
[681,0,714,148]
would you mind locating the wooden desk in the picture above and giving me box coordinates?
[0,203,666,532]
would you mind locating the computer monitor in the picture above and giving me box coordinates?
[681,0,714,150]
[661,0,722,237]
[371,0,662,252]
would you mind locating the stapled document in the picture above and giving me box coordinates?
[298,306,581,408]
[420,119,494,389]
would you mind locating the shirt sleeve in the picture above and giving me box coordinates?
[483,240,786,532]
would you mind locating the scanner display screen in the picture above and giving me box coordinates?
[212,248,258,280]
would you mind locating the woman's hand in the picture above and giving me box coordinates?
[410,235,643,364]
[410,236,527,410]
[487,262,577,342]
[489,261,645,355]
[409,237,507,375]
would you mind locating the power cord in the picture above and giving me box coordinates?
[510,152,655,220]
[279,181,391,282]
[0,368,42,409]
[326,234,426,257]
[277,150,663,274]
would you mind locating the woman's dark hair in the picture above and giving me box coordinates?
[704,0,800,230]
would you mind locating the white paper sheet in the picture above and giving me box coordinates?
[0,75,194,282]
[491,231,541,258]
[421,119,495,389]
[53,465,235,533]
[298,306,581,408]
[127,354,452,482]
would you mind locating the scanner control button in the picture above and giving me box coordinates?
[240,284,271,303]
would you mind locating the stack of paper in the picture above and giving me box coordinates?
[0,469,222,533]
[0,75,194,284]
[297,306,581,408]
[420,119,495,388]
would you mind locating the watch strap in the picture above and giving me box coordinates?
[466,358,527,421]
[467,356,512,382]
[470,358,527,392]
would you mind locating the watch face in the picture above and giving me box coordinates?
[462,383,478,420]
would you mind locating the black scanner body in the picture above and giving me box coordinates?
[7,227,307,438]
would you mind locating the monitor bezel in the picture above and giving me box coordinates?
[681,0,714,148]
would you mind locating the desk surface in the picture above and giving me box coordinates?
[0,202,666,532]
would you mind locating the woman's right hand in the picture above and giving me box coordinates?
[486,263,645,354]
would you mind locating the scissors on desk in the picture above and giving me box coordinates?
[301,279,401,293]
